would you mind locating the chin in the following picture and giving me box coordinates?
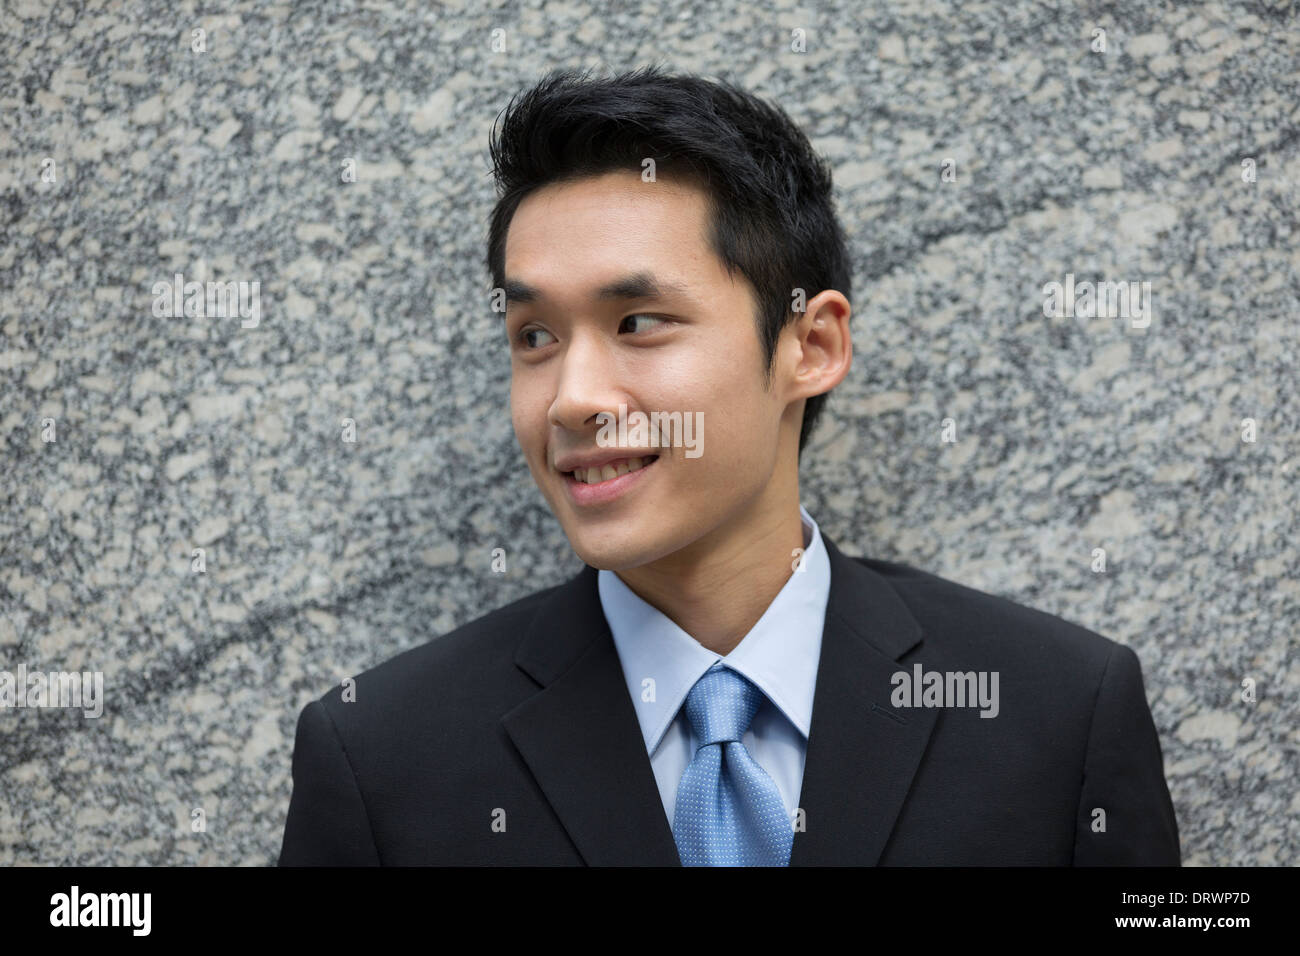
[567,532,670,572]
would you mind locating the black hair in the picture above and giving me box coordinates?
[486,65,852,460]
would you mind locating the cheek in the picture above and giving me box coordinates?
[510,382,542,435]
[690,362,762,426]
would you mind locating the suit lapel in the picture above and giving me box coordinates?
[789,533,940,865]
[502,565,682,865]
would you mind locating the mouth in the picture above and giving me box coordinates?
[558,453,662,507]
[560,454,660,485]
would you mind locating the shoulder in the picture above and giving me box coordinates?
[854,554,1125,682]
[308,579,561,734]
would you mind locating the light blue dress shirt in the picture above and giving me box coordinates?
[598,504,832,830]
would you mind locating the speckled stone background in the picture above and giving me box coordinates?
[2,0,1296,866]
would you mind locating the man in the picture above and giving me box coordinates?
[279,66,1180,866]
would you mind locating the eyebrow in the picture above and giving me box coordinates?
[502,271,692,310]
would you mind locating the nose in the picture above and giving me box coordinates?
[547,329,627,434]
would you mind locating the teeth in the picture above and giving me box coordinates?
[572,456,655,484]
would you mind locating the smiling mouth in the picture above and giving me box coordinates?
[562,454,660,484]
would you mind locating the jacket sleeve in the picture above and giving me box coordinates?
[1072,643,1181,865]
[278,699,382,866]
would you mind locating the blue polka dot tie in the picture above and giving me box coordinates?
[672,662,794,866]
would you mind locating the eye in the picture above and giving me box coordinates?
[620,313,668,333]
[514,314,668,351]
[516,326,557,349]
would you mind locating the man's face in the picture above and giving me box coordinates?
[504,170,798,572]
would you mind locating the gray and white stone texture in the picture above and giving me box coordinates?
[0,0,1296,865]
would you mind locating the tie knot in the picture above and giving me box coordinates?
[683,663,764,748]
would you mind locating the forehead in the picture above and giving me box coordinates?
[504,170,714,281]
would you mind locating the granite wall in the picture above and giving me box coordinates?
[1,0,1296,865]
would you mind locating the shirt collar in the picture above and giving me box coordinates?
[599,504,832,755]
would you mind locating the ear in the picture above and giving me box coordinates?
[786,290,852,401]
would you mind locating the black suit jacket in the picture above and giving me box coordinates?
[279,533,1180,865]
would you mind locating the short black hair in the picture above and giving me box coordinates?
[486,65,852,460]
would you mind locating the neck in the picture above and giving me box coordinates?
[613,465,805,656]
